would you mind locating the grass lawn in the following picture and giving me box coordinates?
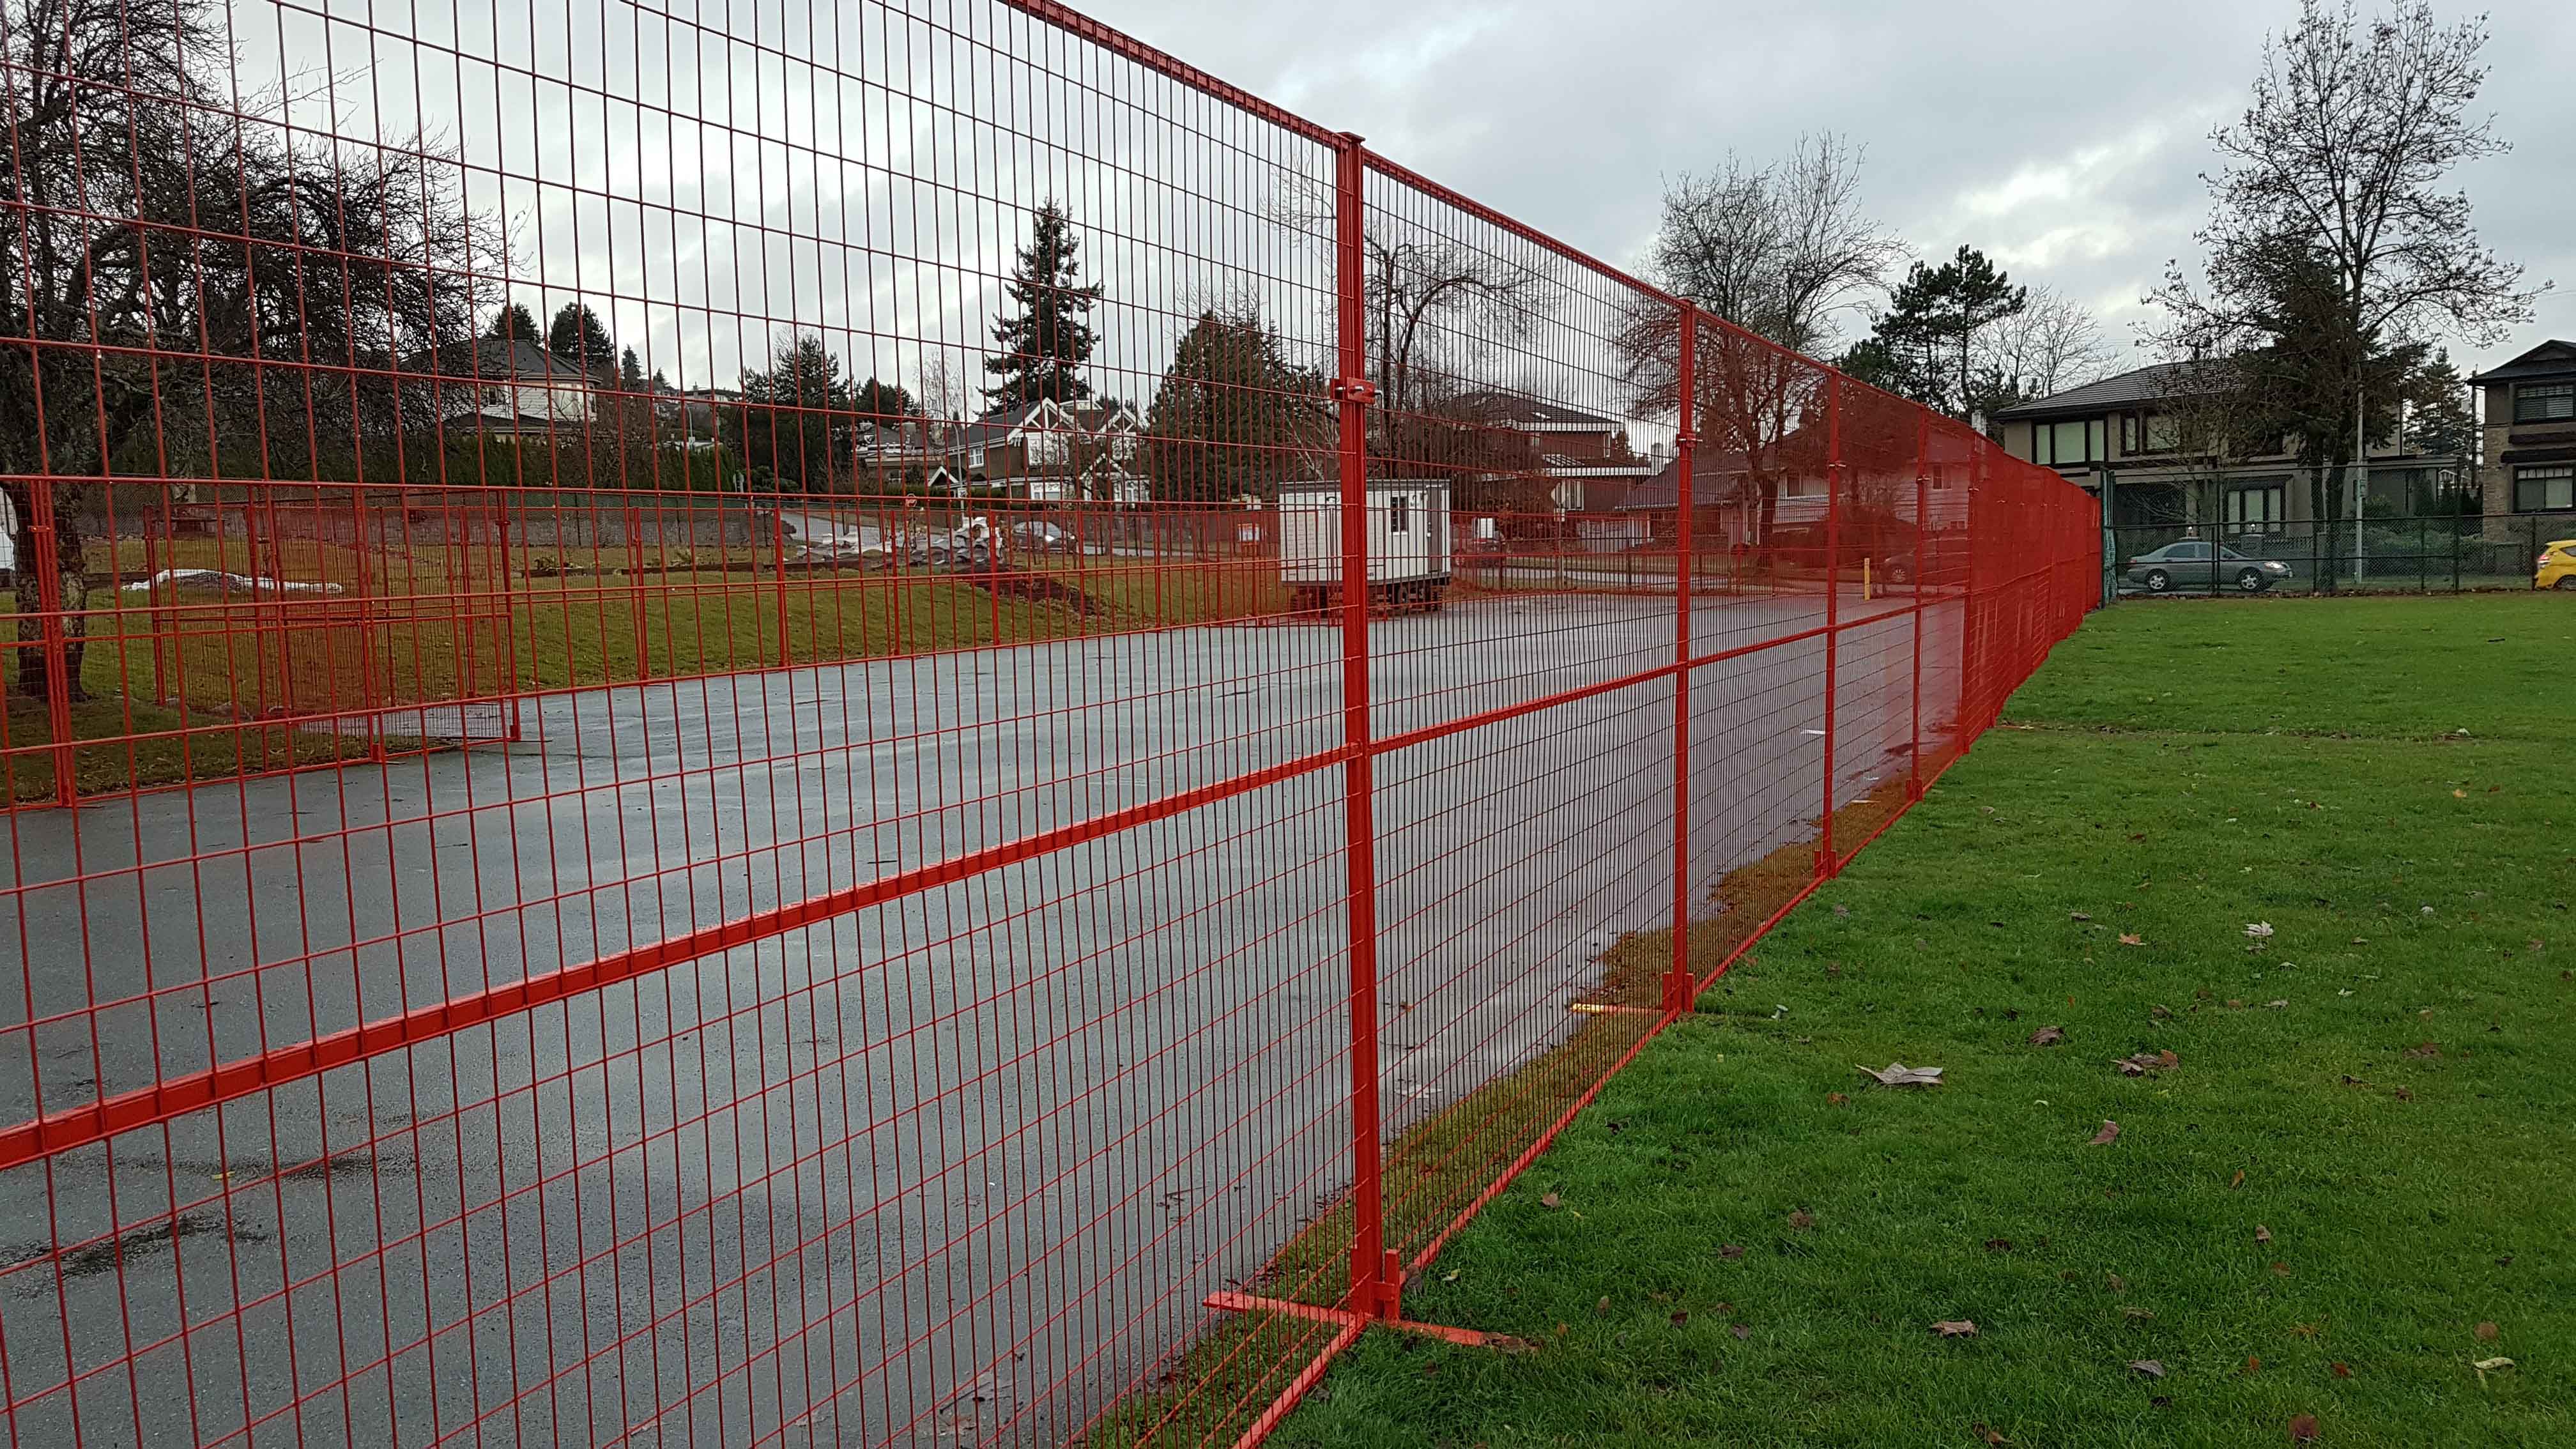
[1276,592,2575,1448]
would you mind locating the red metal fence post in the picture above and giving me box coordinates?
[1817,374,1843,878]
[774,507,792,668]
[1909,415,1927,800]
[26,480,78,806]
[1665,309,1698,1015]
[1958,442,1982,752]
[1333,132,1396,1322]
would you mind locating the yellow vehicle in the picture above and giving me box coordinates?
[2542,538,2576,591]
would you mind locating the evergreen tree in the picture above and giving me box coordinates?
[487,300,539,344]
[620,346,644,390]
[548,301,615,371]
[735,333,850,493]
[1837,245,2027,424]
[1141,307,1328,502]
[983,201,1103,411]
[853,376,917,424]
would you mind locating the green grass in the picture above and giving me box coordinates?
[1275,591,2576,1448]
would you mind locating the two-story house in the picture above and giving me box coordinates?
[1455,392,1663,516]
[401,337,610,436]
[861,397,1146,502]
[2468,341,2576,530]
[1991,361,2473,533]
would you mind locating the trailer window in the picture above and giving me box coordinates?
[1388,494,1409,533]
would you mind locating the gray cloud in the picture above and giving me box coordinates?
[1086,0,2575,372]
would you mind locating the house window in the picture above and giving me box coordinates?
[2225,484,2286,532]
[2121,411,2181,456]
[2513,383,2575,424]
[2515,465,2575,512]
[1388,494,1410,533]
[2035,417,2104,466]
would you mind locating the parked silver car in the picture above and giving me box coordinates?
[2125,540,2294,593]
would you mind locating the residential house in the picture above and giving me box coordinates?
[1991,362,2472,533]
[402,337,610,436]
[1441,392,1664,548]
[1617,427,1834,550]
[860,397,1147,501]
[2467,340,2576,530]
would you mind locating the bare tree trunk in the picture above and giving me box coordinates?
[10,494,89,703]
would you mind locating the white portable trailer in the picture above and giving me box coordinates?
[1276,478,1451,613]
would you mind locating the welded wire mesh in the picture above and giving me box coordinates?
[0,0,2097,1443]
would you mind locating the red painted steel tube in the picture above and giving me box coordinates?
[993,0,1343,148]
[1666,310,1698,1016]
[1910,417,1928,798]
[0,740,1358,1170]
[26,481,77,806]
[1332,132,1394,1322]
[1818,375,1843,878]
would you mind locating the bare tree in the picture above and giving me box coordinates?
[2147,0,2545,561]
[2,0,502,700]
[1614,135,1903,555]
[1266,179,1559,467]
[1650,134,1906,356]
[1982,286,2121,403]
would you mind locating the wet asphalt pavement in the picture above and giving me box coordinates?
[0,588,1956,1446]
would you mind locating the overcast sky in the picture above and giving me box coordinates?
[1077,0,2575,379]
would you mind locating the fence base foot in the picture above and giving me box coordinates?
[1202,1292,1535,1353]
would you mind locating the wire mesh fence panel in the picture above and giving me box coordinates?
[0,0,2097,1443]
[2104,513,2556,599]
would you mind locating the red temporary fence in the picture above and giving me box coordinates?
[0,0,2097,1444]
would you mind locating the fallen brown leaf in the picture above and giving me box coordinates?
[2129,1358,2166,1378]
[2122,1306,2155,1321]
[1540,1190,1562,1209]
[2289,1413,2320,1443]
[1595,1296,1612,1316]
[1984,1238,2014,1253]
[2119,933,2145,946]
[2246,1355,2263,1373]
[2290,1323,2322,1339]
[2106,1272,2126,1293]
[1933,1320,1978,1338]
[2256,1225,2273,1244]
[2331,1361,2351,1378]
[1719,1243,1746,1260]
[2071,910,2092,921]
[1858,1062,1944,1088]
[1974,1423,2009,1446]
[2028,1025,2066,1046]
[1729,1322,1751,1340]
[1669,1311,1689,1327]
[2475,1321,2499,1341]
[2114,1052,2173,1077]
[1489,1335,1539,1355]
[2272,1261,2292,1276]
[2228,998,2247,1009]
[1789,1209,1816,1230]
[2090,1120,2121,1145]
[2231,1169,2247,1189]
[1827,1091,1850,1107]
[2151,1004,2175,1020]
[2405,1042,2442,1060]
